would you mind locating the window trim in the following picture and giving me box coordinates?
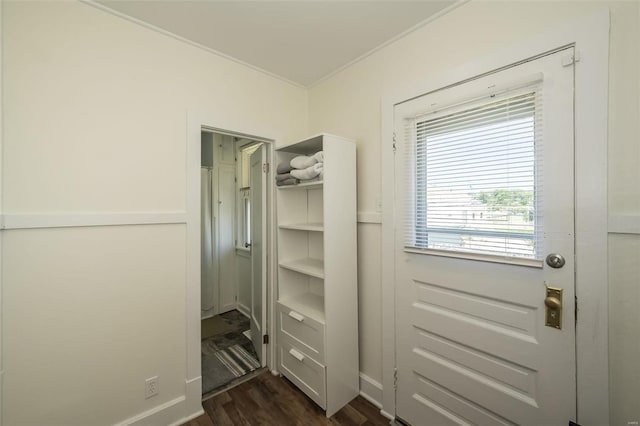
[406,87,541,261]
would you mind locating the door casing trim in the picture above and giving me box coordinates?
[381,9,610,424]
[186,112,278,416]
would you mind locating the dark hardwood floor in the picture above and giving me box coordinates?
[184,371,390,426]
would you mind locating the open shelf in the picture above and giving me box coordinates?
[279,223,324,232]
[278,293,325,324]
[279,258,324,279]
[275,133,358,416]
[277,180,323,190]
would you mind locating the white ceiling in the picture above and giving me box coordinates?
[96,1,457,86]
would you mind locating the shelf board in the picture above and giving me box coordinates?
[276,135,323,155]
[279,223,324,232]
[277,180,323,190]
[279,258,324,279]
[279,293,325,324]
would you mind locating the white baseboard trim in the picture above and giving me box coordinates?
[115,377,203,426]
[380,410,395,421]
[1,212,187,230]
[237,303,251,318]
[359,373,383,409]
[168,409,204,426]
[116,396,186,426]
[609,214,640,235]
[357,212,382,224]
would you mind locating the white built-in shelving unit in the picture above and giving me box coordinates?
[275,134,358,417]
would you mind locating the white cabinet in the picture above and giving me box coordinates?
[275,134,359,417]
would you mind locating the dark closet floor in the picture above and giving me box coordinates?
[201,310,261,397]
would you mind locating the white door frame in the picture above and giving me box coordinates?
[381,10,610,425]
[186,112,278,416]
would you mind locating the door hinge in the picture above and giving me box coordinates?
[575,295,578,324]
[263,163,269,173]
[393,367,398,390]
[562,51,581,67]
[392,132,397,154]
[263,334,269,344]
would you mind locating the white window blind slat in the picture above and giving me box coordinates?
[404,90,542,260]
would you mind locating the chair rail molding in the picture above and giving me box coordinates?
[0,212,187,230]
[609,214,640,235]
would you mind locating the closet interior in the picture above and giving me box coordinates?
[200,131,264,396]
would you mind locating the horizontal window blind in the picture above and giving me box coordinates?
[404,90,542,260]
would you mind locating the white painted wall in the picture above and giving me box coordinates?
[3,226,186,425]
[1,1,306,425]
[0,1,4,420]
[2,0,638,424]
[308,1,639,424]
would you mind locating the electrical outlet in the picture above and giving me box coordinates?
[145,376,159,399]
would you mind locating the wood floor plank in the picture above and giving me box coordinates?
[182,413,214,426]
[348,397,390,426]
[186,371,389,426]
[221,400,252,426]
[202,394,234,425]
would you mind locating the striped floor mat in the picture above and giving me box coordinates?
[214,344,261,377]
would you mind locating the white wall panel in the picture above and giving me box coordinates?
[609,233,640,426]
[607,3,640,214]
[2,225,186,426]
[356,224,382,380]
[217,164,237,313]
[3,1,306,214]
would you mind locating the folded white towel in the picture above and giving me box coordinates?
[291,163,323,180]
[290,151,324,169]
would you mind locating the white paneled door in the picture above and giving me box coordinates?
[250,145,267,365]
[394,48,576,425]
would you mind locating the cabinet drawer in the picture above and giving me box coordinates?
[277,302,325,363]
[279,340,326,409]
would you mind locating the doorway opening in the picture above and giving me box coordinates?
[200,129,270,398]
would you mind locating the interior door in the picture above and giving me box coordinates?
[250,145,267,365]
[394,48,576,425]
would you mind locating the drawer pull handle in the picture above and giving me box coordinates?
[288,311,305,322]
[289,348,305,362]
